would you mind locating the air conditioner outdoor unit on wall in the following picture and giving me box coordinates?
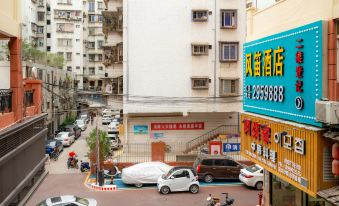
[316,100,339,124]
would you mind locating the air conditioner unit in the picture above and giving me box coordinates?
[316,100,339,124]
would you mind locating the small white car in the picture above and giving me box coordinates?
[75,119,87,131]
[239,164,264,190]
[157,166,200,195]
[80,114,89,124]
[37,195,97,206]
[55,132,75,146]
[102,115,113,125]
[102,109,113,116]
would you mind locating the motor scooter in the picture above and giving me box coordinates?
[67,157,79,169]
[80,161,90,172]
[207,193,235,206]
[104,165,121,178]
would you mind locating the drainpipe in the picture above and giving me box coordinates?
[125,0,129,102]
[213,0,217,98]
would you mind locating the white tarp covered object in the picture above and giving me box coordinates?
[121,162,172,185]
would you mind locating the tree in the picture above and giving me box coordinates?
[86,129,111,165]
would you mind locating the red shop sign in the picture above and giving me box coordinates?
[151,122,205,130]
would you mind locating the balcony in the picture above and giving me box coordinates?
[0,89,12,114]
[102,42,123,66]
[102,9,123,34]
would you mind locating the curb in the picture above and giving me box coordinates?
[90,183,117,191]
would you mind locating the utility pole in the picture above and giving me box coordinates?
[51,71,54,137]
[96,110,100,185]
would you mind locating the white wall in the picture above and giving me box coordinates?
[123,0,245,114]
[0,61,10,89]
[126,112,239,144]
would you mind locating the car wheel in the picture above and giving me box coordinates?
[204,174,214,183]
[160,186,170,195]
[135,183,143,188]
[189,184,199,194]
[255,181,263,190]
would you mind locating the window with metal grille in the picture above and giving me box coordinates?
[192,44,209,55]
[192,10,208,22]
[191,77,209,89]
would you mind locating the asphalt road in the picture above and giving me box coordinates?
[26,173,259,206]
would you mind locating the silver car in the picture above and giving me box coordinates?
[37,195,97,206]
[55,132,75,146]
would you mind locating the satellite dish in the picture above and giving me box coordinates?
[31,67,37,79]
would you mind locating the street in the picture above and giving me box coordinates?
[26,117,260,206]
[26,173,259,206]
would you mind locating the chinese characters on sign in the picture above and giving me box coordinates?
[245,46,285,103]
[151,122,204,130]
[295,38,304,110]
[223,143,241,153]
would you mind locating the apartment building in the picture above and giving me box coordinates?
[102,0,123,109]
[21,0,47,50]
[48,0,84,89]
[0,1,48,205]
[77,0,108,108]
[103,0,246,146]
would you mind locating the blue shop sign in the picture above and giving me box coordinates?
[243,21,323,127]
[223,143,241,152]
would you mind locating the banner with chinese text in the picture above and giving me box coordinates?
[151,122,204,130]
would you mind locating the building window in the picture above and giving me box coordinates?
[76,24,80,28]
[88,27,95,35]
[76,66,80,69]
[192,44,209,55]
[76,53,80,55]
[76,39,80,42]
[220,42,238,62]
[221,10,237,28]
[220,79,239,96]
[87,42,95,48]
[47,19,51,25]
[89,54,95,62]
[38,12,45,21]
[57,38,72,47]
[67,66,72,71]
[88,15,96,22]
[83,1,86,6]
[88,2,95,12]
[66,52,72,61]
[38,38,44,47]
[98,54,102,61]
[98,15,102,22]
[191,77,209,89]
[37,26,44,33]
[89,67,95,75]
[83,54,87,57]
[192,10,208,22]
[98,2,103,9]
[47,33,51,38]
[47,46,51,51]
[98,40,103,48]
[98,66,103,70]
[57,52,64,57]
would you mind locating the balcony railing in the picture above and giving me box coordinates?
[0,89,12,113]
[25,90,34,107]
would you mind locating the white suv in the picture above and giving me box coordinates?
[157,166,199,195]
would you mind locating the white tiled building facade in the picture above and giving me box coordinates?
[105,0,246,144]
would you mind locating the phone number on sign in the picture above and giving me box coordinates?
[245,85,285,102]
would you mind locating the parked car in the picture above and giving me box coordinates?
[193,155,244,183]
[102,115,113,125]
[37,195,97,206]
[55,132,75,146]
[239,164,264,190]
[45,140,63,155]
[107,131,122,150]
[157,166,199,195]
[108,121,119,131]
[75,119,87,131]
[102,109,114,116]
[65,124,82,139]
[80,114,90,124]
[121,162,172,188]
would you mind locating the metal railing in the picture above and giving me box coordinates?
[0,89,12,113]
[185,125,239,153]
[25,90,34,107]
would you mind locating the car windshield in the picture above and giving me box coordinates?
[245,165,261,173]
[75,197,89,206]
[163,168,176,179]
[47,141,56,147]
[56,133,65,138]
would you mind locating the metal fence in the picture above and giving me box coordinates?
[0,89,12,113]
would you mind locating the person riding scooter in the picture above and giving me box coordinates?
[67,151,78,169]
